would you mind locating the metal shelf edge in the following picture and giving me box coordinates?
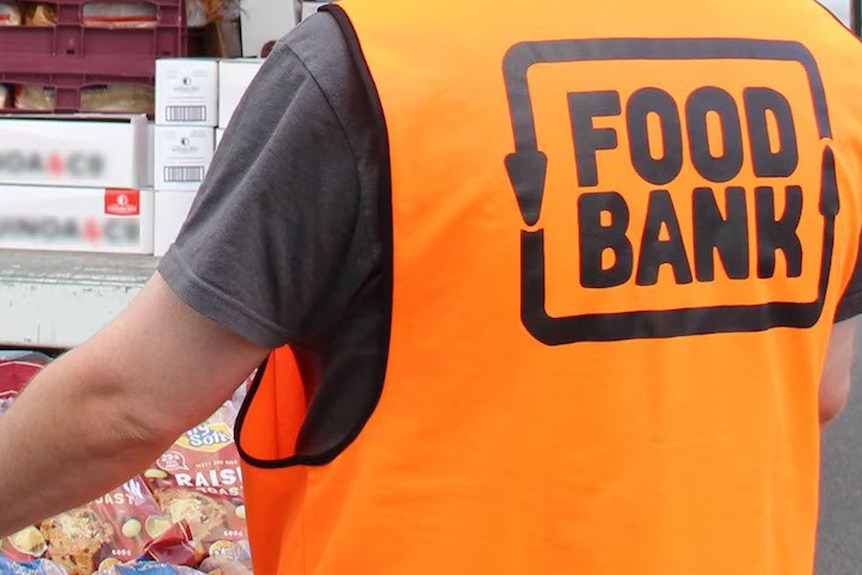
[0,250,158,349]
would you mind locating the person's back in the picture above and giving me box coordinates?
[234,0,862,572]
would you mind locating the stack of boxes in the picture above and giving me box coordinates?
[153,59,219,256]
[152,57,264,256]
[0,115,154,254]
[0,56,266,257]
[217,59,266,147]
[301,1,332,20]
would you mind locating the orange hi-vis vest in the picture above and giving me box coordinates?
[236,0,862,572]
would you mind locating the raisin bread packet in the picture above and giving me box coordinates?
[40,478,171,575]
[90,477,172,569]
[144,401,247,561]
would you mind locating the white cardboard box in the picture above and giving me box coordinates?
[218,59,265,129]
[155,59,219,127]
[154,191,196,257]
[0,115,151,189]
[154,126,215,191]
[216,128,225,150]
[301,1,330,21]
[240,0,295,57]
[0,186,154,254]
[147,121,155,186]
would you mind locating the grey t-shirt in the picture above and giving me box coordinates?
[160,12,382,351]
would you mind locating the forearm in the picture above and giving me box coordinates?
[0,273,268,538]
[0,346,174,538]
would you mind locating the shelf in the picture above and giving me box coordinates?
[0,249,158,349]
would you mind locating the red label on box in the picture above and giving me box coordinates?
[105,189,140,216]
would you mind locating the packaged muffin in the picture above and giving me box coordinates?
[40,509,113,575]
[40,478,170,575]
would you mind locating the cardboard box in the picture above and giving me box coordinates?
[147,121,155,186]
[301,1,331,21]
[216,128,225,150]
[155,59,219,126]
[240,0,295,57]
[154,191,196,257]
[217,59,264,128]
[0,115,151,189]
[218,59,265,129]
[154,126,215,191]
[0,186,154,254]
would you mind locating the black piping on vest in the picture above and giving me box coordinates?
[235,4,394,469]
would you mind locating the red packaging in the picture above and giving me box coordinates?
[144,402,247,560]
[0,353,51,417]
[142,520,200,568]
[1,526,48,563]
[90,477,172,565]
[40,477,172,575]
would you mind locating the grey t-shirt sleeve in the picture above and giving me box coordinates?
[158,13,379,349]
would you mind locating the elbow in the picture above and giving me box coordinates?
[85,395,184,463]
[87,414,171,465]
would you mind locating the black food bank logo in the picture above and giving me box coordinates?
[503,39,838,345]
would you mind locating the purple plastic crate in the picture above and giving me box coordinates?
[0,0,187,113]
[0,0,186,78]
[0,73,154,113]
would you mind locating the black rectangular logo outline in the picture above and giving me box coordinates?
[502,38,839,344]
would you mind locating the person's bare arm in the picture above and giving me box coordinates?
[820,317,856,425]
[0,272,268,537]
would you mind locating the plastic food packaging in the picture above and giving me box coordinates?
[0,3,21,25]
[40,478,172,575]
[184,0,239,27]
[144,401,247,562]
[141,521,199,568]
[184,0,206,28]
[197,540,252,575]
[0,556,68,574]
[0,361,255,575]
[23,3,56,25]
[1,527,48,564]
[82,3,157,28]
[97,561,205,574]
[13,85,54,111]
[14,85,155,114]
[80,85,155,114]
